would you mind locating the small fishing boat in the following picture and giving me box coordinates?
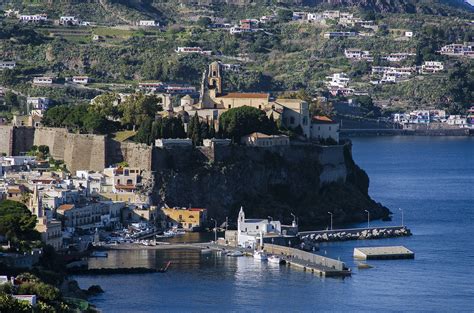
[226,250,244,257]
[90,251,108,258]
[253,250,268,261]
[268,255,282,264]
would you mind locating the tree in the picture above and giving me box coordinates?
[277,9,293,23]
[120,93,159,130]
[4,91,19,108]
[197,17,212,28]
[134,118,153,144]
[0,200,39,242]
[219,106,278,142]
[89,92,120,119]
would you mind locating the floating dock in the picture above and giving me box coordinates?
[353,246,414,260]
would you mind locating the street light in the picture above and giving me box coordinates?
[210,218,217,242]
[364,210,370,229]
[399,208,404,227]
[290,213,296,227]
[328,212,333,230]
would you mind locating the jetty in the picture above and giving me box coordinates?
[353,246,414,260]
[263,244,351,277]
[298,226,411,243]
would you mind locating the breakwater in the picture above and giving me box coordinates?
[340,128,472,137]
[299,226,411,243]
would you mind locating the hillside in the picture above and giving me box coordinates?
[0,0,473,119]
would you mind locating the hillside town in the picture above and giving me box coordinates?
[0,1,473,311]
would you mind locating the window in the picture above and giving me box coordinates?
[126,179,133,185]
[256,226,259,230]
[228,105,231,109]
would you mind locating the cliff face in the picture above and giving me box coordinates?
[152,143,389,229]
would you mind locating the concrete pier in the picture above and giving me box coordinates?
[353,246,414,260]
[263,244,351,277]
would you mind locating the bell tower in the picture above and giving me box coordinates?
[208,61,222,95]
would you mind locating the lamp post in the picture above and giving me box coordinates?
[364,210,370,229]
[210,218,217,242]
[328,212,333,230]
[399,208,404,227]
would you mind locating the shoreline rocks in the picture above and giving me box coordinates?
[301,227,412,243]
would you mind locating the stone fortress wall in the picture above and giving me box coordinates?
[1,126,346,185]
[0,126,35,156]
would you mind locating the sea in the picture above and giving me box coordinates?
[76,136,474,312]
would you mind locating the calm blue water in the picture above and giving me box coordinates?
[76,137,474,312]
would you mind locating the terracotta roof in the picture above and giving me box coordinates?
[115,184,136,190]
[220,92,269,99]
[57,204,75,211]
[312,115,336,123]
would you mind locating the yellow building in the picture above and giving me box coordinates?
[161,207,207,231]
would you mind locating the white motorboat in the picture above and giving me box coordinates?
[253,250,268,261]
[90,251,108,258]
[268,255,282,264]
[226,250,244,257]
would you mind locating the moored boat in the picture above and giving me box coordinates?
[253,250,268,261]
[226,250,244,257]
[268,255,282,264]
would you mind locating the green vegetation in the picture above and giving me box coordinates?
[0,200,39,245]
[0,1,472,118]
[219,106,278,142]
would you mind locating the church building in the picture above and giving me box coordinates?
[183,61,311,137]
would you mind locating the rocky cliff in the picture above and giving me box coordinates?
[152,143,390,229]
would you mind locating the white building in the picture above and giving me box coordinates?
[446,115,468,127]
[27,97,50,113]
[0,61,16,70]
[72,76,89,84]
[176,47,212,55]
[155,138,193,147]
[420,61,444,74]
[323,10,340,19]
[307,13,323,22]
[405,31,413,38]
[237,207,281,249]
[59,16,79,25]
[344,49,372,61]
[33,77,53,85]
[326,73,350,88]
[138,20,158,27]
[241,132,289,147]
[311,116,339,143]
[19,14,47,22]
